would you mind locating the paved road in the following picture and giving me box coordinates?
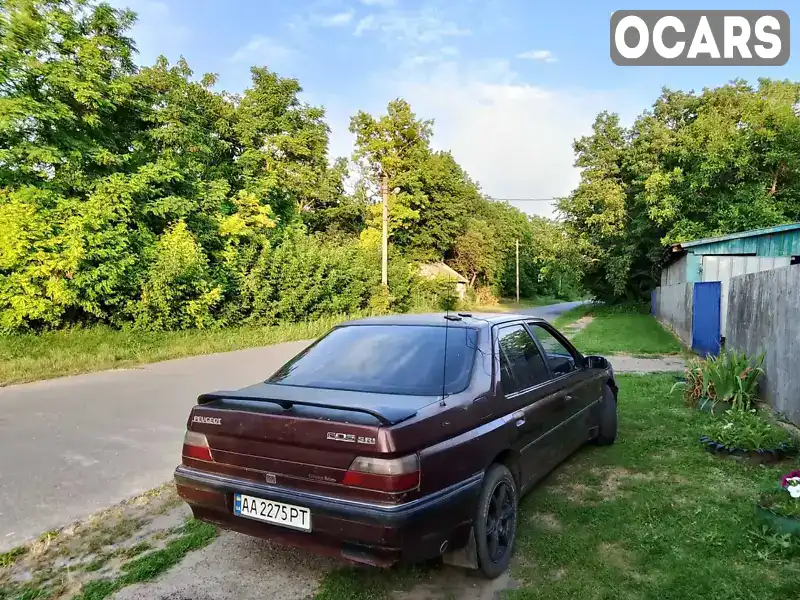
[0,302,583,551]
[516,300,586,321]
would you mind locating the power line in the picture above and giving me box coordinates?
[489,197,559,203]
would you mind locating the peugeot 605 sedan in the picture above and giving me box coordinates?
[175,313,617,578]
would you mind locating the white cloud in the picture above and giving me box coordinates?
[354,15,377,36]
[228,36,293,64]
[354,8,469,45]
[317,11,354,27]
[360,0,395,6]
[338,60,626,218]
[517,49,557,63]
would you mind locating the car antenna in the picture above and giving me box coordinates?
[442,309,462,405]
[441,308,450,406]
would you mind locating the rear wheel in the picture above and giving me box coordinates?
[595,384,617,445]
[474,464,518,578]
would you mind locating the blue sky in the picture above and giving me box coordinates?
[117,0,800,217]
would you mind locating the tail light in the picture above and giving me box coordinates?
[342,455,420,492]
[182,431,213,462]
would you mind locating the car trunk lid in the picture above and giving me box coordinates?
[183,382,437,503]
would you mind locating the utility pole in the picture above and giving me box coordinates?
[515,238,520,304]
[381,173,389,288]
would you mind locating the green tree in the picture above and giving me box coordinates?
[235,67,334,223]
[0,0,143,329]
[561,79,800,302]
[349,99,434,243]
[450,218,498,288]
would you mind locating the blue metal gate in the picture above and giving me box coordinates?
[692,281,721,356]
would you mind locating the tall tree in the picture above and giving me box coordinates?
[349,99,434,245]
[0,0,142,329]
[561,80,800,302]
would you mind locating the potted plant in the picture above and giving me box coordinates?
[699,409,796,464]
[756,470,800,536]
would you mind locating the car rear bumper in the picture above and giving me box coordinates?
[174,465,482,567]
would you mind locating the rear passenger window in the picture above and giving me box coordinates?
[497,325,551,394]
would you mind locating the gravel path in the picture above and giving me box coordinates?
[114,532,335,600]
[609,354,687,373]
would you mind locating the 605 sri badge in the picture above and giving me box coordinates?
[326,432,376,445]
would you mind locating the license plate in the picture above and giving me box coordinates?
[233,493,311,532]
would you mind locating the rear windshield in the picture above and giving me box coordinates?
[269,324,478,396]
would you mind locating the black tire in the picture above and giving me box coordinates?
[595,384,618,445]
[474,464,518,579]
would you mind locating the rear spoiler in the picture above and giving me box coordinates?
[197,386,420,426]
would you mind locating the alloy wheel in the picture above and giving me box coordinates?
[484,480,515,562]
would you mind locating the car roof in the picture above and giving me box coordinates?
[339,312,547,329]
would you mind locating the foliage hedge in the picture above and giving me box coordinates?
[0,0,584,333]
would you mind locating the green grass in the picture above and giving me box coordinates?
[317,374,800,600]
[314,566,429,600]
[553,304,594,328]
[465,295,577,314]
[71,520,217,600]
[0,547,25,569]
[0,314,358,386]
[509,373,800,600]
[0,294,583,386]
[565,304,683,355]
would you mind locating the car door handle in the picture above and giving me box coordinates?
[512,411,526,427]
[564,395,573,403]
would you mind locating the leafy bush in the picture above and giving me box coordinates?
[133,222,222,330]
[673,350,764,412]
[244,232,376,324]
[704,350,765,411]
[411,276,460,311]
[701,410,795,452]
[674,359,707,408]
[474,286,499,307]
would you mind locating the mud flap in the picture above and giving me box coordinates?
[442,527,478,570]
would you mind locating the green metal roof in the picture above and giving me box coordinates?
[674,222,800,249]
[670,222,800,257]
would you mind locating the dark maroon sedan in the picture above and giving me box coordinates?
[175,313,617,577]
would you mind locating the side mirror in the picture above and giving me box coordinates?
[585,355,609,370]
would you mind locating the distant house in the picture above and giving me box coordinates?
[419,262,469,299]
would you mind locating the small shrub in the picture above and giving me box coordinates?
[673,358,706,408]
[133,222,222,331]
[704,350,765,411]
[474,286,498,307]
[673,350,764,412]
[701,410,795,452]
[410,276,460,312]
